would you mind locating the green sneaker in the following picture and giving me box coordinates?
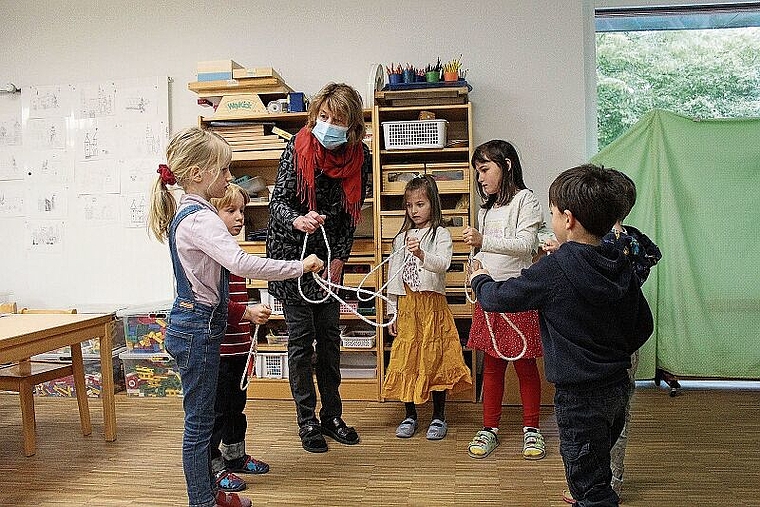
[467,429,499,458]
[522,426,546,460]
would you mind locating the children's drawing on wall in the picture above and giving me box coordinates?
[76,82,116,119]
[25,118,67,150]
[75,159,120,194]
[0,182,25,217]
[78,193,118,223]
[123,192,147,228]
[116,80,163,117]
[118,158,159,193]
[76,119,116,161]
[24,151,73,183]
[0,114,22,146]
[30,186,69,218]
[25,220,64,253]
[27,85,71,119]
[119,121,167,158]
[0,149,25,181]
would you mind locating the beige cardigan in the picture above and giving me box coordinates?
[385,226,452,315]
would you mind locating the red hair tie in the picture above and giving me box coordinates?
[157,164,176,185]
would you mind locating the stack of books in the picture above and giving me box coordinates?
[208,122,288,153]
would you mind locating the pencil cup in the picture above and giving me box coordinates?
[403,69,416,84]
[389,73,403,85]
[425,71,440,83]
[443,71,459,82]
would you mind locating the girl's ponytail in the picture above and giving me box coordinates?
[148,171,177,243]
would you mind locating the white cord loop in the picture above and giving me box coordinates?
[240,324,260,391]
[297,225,401,328]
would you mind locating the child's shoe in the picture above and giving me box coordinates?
[561,489,577,504]
[214,469,247,492]
[227,455,269,475]
[467,429,499,458]
[215,491,251,507]
[425,419,448,440]
[522,426,546,460]
[395,417,418,438]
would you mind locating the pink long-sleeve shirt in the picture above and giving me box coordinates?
[174,194,303,307]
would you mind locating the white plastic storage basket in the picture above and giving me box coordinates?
[382,120,447,150]
[255,352,289,379]
[340,330,376,349]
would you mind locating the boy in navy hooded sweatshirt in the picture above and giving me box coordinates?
[470,164,653,507]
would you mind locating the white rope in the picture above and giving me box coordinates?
[297,225,402,328]
[240,323,260,391]
[465,249,527,362]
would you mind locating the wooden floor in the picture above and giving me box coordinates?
[1,383,758,506]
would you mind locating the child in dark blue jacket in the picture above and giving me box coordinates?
[470,164,653,507]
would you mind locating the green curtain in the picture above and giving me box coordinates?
[591,109,760,379]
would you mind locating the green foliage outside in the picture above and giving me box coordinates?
[596,28,760,148]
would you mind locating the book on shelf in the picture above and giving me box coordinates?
[271,126,293,141]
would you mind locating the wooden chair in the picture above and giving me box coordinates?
[0,308,92,456]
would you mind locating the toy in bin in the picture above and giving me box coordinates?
[124,314,168,352]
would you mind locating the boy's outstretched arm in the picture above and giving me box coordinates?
[470,263,550,314]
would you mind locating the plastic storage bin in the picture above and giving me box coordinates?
[382,120,447,150]
[255,352,289,379]
[117,302,172,353]
[32,347,127,398]
[120,351,183,397]
[340,351,377,378]
[341,330,376,349]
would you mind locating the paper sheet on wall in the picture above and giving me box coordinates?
[29,185,69,218]
[75,82,117,119]
[0,148,26,181]
[0,113,22,146]
[24,150,73,183]
[27,85,73,120]
[0,181,25,217]
[78,193,119,223]
[25,118,68,150]
[119,158,161,193]
[25,219,64,253]
[75,159,120,194]
[123,192,148,228]
[75,118,117,161]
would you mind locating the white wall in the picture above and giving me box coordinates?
[1,0,594,309]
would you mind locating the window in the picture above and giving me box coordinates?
[595,4,760,147]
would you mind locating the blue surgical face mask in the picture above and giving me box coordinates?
[312,119,348,150]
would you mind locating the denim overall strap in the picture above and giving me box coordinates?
[168,204,203,302]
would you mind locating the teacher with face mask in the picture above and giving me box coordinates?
[266,82,371,453]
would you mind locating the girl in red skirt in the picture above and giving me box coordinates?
[463,140,545,460]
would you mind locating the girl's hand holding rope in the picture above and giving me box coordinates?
[468,258,490,282]
[302,253,324,273]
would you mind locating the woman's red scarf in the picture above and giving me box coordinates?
[294,126,364,224]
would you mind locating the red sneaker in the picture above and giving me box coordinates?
[215,491,252,507]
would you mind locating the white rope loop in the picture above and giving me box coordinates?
[465,249,528,362]
[240,324,260,391]
[298,225,398,328]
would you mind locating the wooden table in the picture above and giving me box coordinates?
[0,313,117,445]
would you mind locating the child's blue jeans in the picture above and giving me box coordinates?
[555,377,629,507]
[166,302,226,507]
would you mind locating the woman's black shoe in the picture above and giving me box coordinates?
[299,424,328,453]
[321,417,360,445]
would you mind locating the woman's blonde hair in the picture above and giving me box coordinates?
[148,127,232,242]
[210,182,249,211]
[306,83,365,145]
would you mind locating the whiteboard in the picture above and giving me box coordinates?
[0,77,174,310]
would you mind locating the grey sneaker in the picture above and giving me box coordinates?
[426,419,448,440]
[395,417,418,438]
